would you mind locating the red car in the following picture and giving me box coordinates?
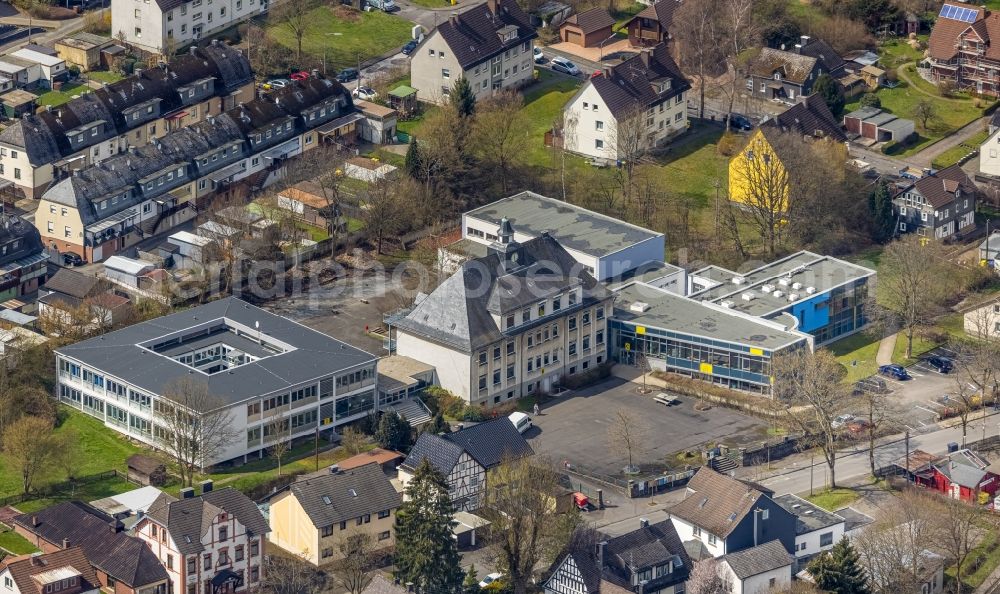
[290,71,310,81]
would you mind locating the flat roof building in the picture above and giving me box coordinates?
[459,191,664,281]
[55,297,378,465]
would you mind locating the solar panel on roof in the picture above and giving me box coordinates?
[940,3,979,22]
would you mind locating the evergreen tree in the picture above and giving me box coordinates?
[375,410,412,452]
[450,77,476,118]
[813,73,845,115]
[394,459,464,593]
[404,138,422,180]
[807,538,870,594]
[463,565,480,594]
[423,413,451,435]
[869,178,896,243]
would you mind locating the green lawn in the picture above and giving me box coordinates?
[805,488,860,510]
[946,525,1000,590]
[656,125,729,206]
[891,331,938,365]
[86,70,124,84]
[37,83,89,107]
[520,75,583,164]
[932,128,989,169]
[0,529,37,555]
[268,6,412,70]
[879,38,925,70]
[827,332,880,383]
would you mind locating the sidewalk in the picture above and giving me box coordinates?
[876,332,897,366]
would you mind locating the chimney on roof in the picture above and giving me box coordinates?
[135,67,143,77]
[794,44,802,53]
[329,464,341,474]
[180,487,195,499]
[211,39,220,46]
[45,105,51,112]
[486,0,497,14]
[31,515,39,527]
[405,584,414,593]
[110,519,124,534]
[449,11,458,25]
[800,35,810,47]
[189,46,198,55]
[603,66,612,78]
[62,538,70,549]
[200,479,213,494]
[639,518,649,529]
[311,69,320,78]
[597,541,606,567]
[640,48,651,67]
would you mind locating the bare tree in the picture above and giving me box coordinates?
[933,495,984,594]
[950,377,979,444]
[914,99,938,132]
[488,457,575,594]
[333,533,380,594]
[3,416,65,494]
[270,422,293,477]
[608,105,649,204]
[729,131,792,257]
[473,91,529,193]
[686,559,732,594]
[607,408,647,474]
[857,385,896,478]
[340,426,367,455]
[718,0,761,126]
[263,553,327,594]
[271,0,316,63]
[877,235,952,359]
[157,377,239,486]
[854,489,938,594]
[360,176,410,254]
[673,0,724,119]
[955,308,1000,406]
[772,349,850,489]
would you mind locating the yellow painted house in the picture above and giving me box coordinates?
[268,463,401,565]
[728,128,791,208]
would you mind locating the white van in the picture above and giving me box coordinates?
[508,411,532,434]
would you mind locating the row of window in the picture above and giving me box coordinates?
[320,510,392,537]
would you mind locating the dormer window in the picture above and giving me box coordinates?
[773,72,781,81]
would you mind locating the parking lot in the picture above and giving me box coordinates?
[526,377,770,478]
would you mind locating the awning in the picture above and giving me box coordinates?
[315,112,365,135]
[89,208,137,233]
[0,251,47,274]
[261,137,301,161]
[210,569,242,592]
[209,161,248,183]
[165,110,189,120]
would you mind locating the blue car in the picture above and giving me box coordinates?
[878,364,910,380]
[402,40,418,55]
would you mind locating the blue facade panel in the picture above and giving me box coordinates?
[790,293,830,334]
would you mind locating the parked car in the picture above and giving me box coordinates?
[550,56,580,76]
[831,413,856,429]
[479,574,503,589]
[508,411,532,434]
[62,252,84,267]
[263,79,290,90]
[846,419,871,434]
[365,0,398,12]
[353,86,377,101]
[402,40,418,55]
[290,71,310,81]
[533,46,545,63]
[926,355,954,374]
[729,113,753,131]
[336,68,359,82]
[853,377,889,396]
[879,364,910,380]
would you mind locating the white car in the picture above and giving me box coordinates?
[831,414,856,429]
[479,573,503,589]
[352,86,378,101]
[533,46,544,63]
[550,56,580,76]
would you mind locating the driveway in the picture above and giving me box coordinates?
[527,378,769,478]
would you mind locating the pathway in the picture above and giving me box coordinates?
[875,332,897,366]
[909,114,988,168]
[896,62,973,103]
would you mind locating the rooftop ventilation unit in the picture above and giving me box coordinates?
[741,292,755,301]
[792,282,803,290]
[720,300,734,308]
[805,286,816,294]
[761,284,775,293]
[778,278,791,286]
[788,293,799,302]
[630,302,650,313]
[772,290,784,298]
[732,276,745,285]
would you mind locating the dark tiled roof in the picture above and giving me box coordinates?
[605,520,690,575]
[590,43,690,119]
[0,214,43,268]
[798,38,845,74]
[668,468,770,538]
[719,540,792,579]
[11,502,168,588]
[772,494,844,535]
[288,463,401,528]
[749,48,817,84]
[2,547,99,594]
[633,0,680,29]
[761,94,846,142]
[442,418,533,469]
[362,575,409,594]
[436,0,537,69]
[146,487,269,556]
[401,433,466,476]
[564,8,615,34]
[906,164,978,208]
[928,5,989,61]
[395,232,612,352]
[42,268,100,299]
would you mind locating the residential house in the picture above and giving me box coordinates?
[111,0,268,54]
[268,463,401,565]
[54,33,114,71]
[964,294,1000,336]
[892,164,977,240]
[559,8,615,48]
[35,76,355,262]
[562,43,690,162]
[716,540,794,594]
[398,418,533,511]
[452,192,664,281]
[54,297,378,466]
[544,519,691,594]
[0,44,254,199]
[355,100,397,145]
[979,122,1000,177]
[37,268,130,328]
[667,468,796,559]
[859,65,887,89]
[745,47,824,103]
[9,48,67,88]
[926,4,1000,96]
[276,181,338,229]
[843,106,915,143]
[0,547,101,594]
[794,36,845,78]
[772,494,845,562]
[928,449,1000,503]
[624,0,678,49]
[0,213,47,301]
[728,95,847,209]
[409,0,537,105]
[392,218,614,405]
[134,483,269,594]
[12,501,171,594]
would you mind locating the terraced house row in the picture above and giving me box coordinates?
[34,73,359,262]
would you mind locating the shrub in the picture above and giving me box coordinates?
[423,386,466,419]
[561,362,612,390]
[859,93,881,109]
[461,405,486,422]
[939,79,956,98]
[716,131,744,157]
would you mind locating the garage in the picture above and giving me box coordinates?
[559,7,615,48]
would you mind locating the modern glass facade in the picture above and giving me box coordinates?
[772,278,869,345]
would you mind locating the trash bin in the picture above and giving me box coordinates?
[948,442,959,453]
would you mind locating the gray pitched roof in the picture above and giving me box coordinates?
[762,94,847,143]
[750,47,818,84]
[442,418,533,469]
[564,8,615,34]
[145,487,269,556]
[797,38,845,74]
[401,433,466,476]
[0,214,43,269]
[719,540,792,579]
[905,163,978,209]
[55,297,376,406]
[42,268,100,299]
[772,494,845,535]
[668,468,773,538]
[289,463,401,528]
[395,232,611,352]
[436,0,537,69]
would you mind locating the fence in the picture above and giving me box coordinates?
[563,462,697,499]
[0,469,122,508]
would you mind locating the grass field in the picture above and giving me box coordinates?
[828,332,880,384]
[37,83,89,107]
[86,70,125,84]
[806,488,860,510]
[932,128,989,169]
[0,529,37,554]
[268,5,412,70]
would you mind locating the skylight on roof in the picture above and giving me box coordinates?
[348,489,357,497]
[322,496,332,505]
[727,512,737,522]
